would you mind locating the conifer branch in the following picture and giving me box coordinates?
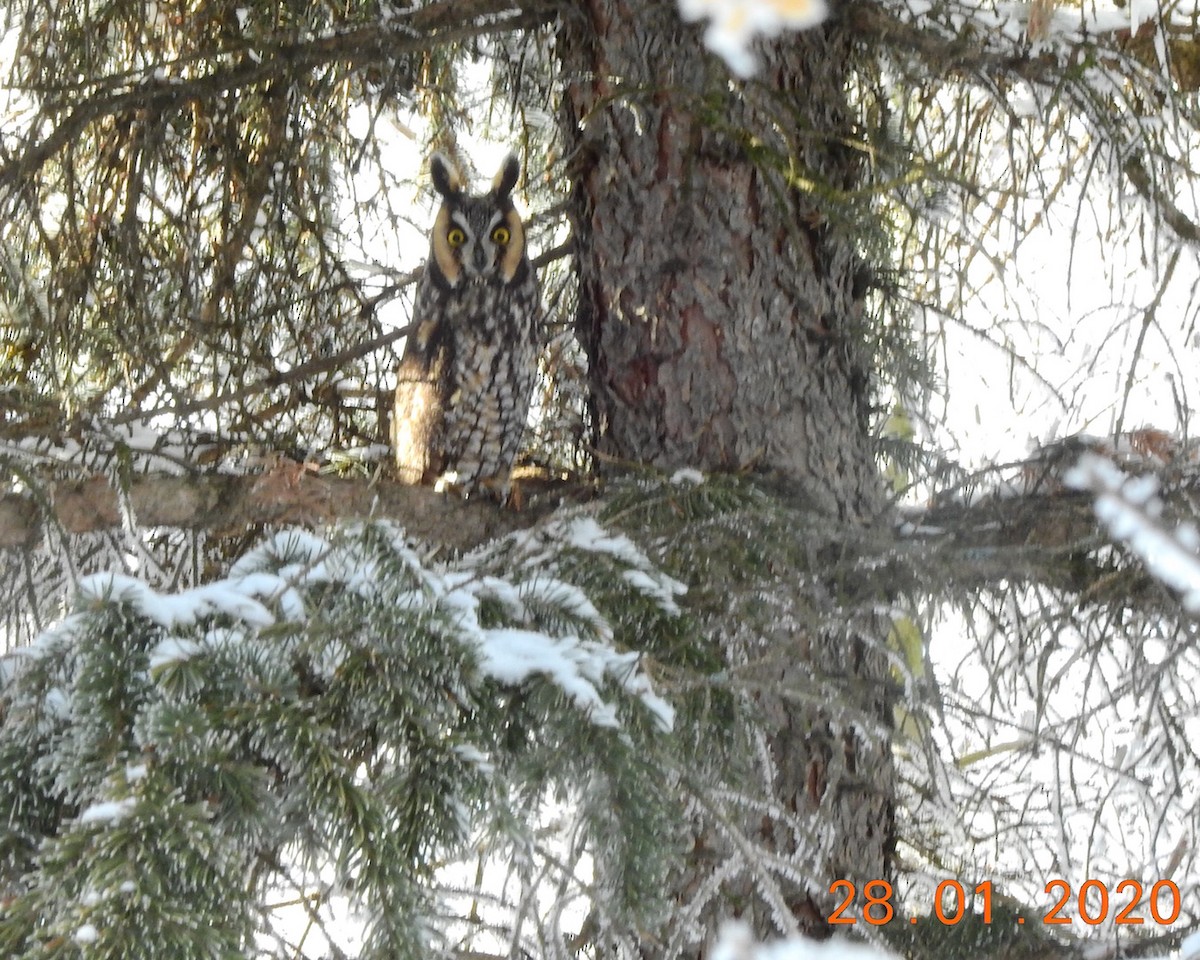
[0,0,557,190]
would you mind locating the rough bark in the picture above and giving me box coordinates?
[555,1,894,943]
[557,1,882,522]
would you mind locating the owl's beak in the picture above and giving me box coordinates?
[471,245,491,277]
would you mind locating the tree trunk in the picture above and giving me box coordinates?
[557,0,882,522]
[556,0,895,944]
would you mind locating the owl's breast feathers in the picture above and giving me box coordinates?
[394,270,540,493]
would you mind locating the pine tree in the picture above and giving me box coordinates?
[1,0,1199,957]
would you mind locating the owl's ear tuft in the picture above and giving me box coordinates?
[430,153,463,198]
[492,154,520,199]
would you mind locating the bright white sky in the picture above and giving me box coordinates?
[933,169,1200,469]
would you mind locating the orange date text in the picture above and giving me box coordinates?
[827,879,1181,926]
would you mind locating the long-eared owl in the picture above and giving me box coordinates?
[393,152,541,497]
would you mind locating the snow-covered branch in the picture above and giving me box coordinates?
[0,512,685,955]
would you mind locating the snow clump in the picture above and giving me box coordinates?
[678,0,828,76]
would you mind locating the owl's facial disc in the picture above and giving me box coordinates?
[431,191,524,289]
[455,211,505,282]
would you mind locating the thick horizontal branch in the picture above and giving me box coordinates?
[0,469,569,552]
[8,458,1194,614]
[892,480,1200,608]
[902,493,1110,595]
[913,490,1102,553]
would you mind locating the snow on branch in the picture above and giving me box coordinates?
[0,514,685,955]
[5,519,678,733]
[456,514,684,731]
[1065,453,1200,611]
[679,0,828,76]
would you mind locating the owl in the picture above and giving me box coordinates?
[393,152,541,498]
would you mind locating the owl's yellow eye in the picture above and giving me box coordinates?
[447,227,467,248]
[491,225,511,245]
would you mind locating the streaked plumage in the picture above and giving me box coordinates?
[393,153,541,497]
